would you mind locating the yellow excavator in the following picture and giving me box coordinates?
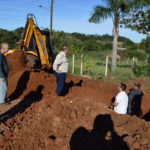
[5,14,53,68]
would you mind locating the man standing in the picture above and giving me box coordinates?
[112,83,128,114]
[53,46,69,96]
[0,43,10,104]
[127,83,143,117]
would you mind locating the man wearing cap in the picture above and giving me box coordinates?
[0,43,10,105]
[127,83,143,117]
[53,47,69,96]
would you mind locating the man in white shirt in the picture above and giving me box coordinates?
[53,46,69,96]
[112,83,128,114]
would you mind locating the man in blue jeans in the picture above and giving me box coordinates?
[0,43,10,105]
[53,47,69,96]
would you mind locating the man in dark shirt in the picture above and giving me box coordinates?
[127,83,143,117]
[0,43,9,105]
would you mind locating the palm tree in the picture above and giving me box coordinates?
[89,0,131,72]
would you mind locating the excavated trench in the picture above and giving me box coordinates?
[0,51,149,150]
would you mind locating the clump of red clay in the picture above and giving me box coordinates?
[6,51,27,74]
[0,51,149,150]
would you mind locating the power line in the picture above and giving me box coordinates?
[0,0,42,14]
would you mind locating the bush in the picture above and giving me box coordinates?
[126,50,147,60]
[133,63,150,77]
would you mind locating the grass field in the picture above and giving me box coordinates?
[67,52,149,82]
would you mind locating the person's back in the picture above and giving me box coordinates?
[131,90,143,117]
[127,83,143,117]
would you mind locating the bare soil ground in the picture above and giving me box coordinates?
[0,51,149,150]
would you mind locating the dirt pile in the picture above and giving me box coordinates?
[0,94,150,150]
[6,51,27,74]
[0,51,149,150]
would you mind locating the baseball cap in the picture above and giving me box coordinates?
[134,83,141,88]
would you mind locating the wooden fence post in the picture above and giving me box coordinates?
[80,55,83,75]
[105,55,109,77]
[145,59,148,65]
[72,54,75,74]
[127,57,129,64]
[133,57,135,64]
[135,57,138,64]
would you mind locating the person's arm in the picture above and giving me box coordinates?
[112,101,119,107]
[53,54,63,71]
[112,94,121,107]
[0,56,5,78]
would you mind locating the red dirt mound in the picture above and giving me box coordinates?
[0,51,149,150]
[6,51,27,74]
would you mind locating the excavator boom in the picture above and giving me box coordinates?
[21,14,52,68]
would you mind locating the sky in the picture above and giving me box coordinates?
[0,0,146,43]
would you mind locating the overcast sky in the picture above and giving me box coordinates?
[0,0,146,43]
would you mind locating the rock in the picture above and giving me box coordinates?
[124,136,134,146]
[69,111,77,120]
[4,130,12,138]
[133,142,141,149]
[105,131,112,140]
[133,133,141,140]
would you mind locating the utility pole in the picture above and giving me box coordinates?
[50,0,54,45]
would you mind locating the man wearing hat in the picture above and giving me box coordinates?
[53,46,69,96]
[127,83,143,117]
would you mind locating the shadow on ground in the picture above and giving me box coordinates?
[9,71,30,101]
[0,85,44,123]
[143,110,150,121]
[62,80,83,96]
[70,114,129,150]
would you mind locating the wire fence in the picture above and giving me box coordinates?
[68,54,150,80]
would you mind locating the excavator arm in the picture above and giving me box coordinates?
[22,14,51,68]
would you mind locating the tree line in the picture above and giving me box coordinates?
[0,27,149,61]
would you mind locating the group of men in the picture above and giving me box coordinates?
[53,47,143,117]
[0,43,69,105]
[111,82,143,117]
[0,43,143,118]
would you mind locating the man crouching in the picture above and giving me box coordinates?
[111,83,128,114]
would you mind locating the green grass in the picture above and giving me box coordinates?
[67,50,150,82]
[68,53,138,82]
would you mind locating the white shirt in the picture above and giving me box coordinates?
[53,51,68,73]
[114,91,128,114]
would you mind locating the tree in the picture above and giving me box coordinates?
[120,2,150,58]
[89,0,143,72]
[140,36,150,54]
[121,9,150,36]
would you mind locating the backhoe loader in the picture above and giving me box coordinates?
[5,14,53,68]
